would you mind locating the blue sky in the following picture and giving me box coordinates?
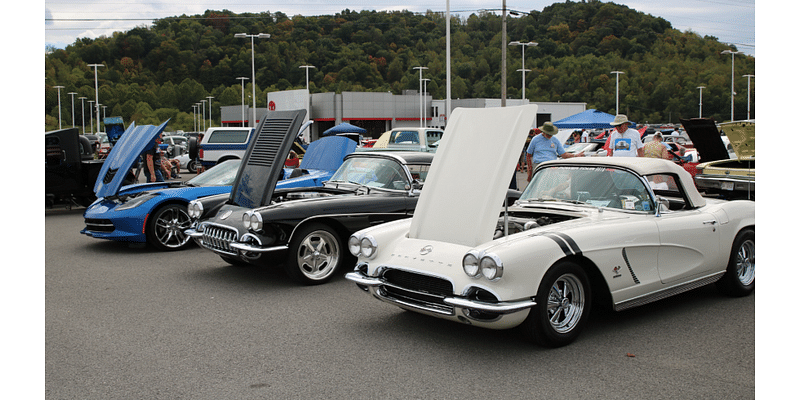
[44,0,756,56]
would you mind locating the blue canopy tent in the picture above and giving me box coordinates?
[552,109,634,129]
[322,122,367,136]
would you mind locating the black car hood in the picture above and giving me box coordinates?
[229,109,307,209]
[679,118,729,163]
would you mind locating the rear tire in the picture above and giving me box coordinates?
[521,261,591,347]
[716,229,755,297]
[187,160,197,174]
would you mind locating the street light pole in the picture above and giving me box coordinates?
[611,71,625,115]
[743,74,754,120]
[206,96,214,128]
[201,100,207,132]
[422,78,430,128]
[237,77,249,127]
[88,101,94,133]
[509,41,537,100]
[299,65,315,89]
[721,49,742,121]
[235,33,270,127]
[78,97,87,134]
[53,86,64,129]
[413,66,428,127]
[697,86,706,118]
[88,64,104,132]
[68,92,77,128]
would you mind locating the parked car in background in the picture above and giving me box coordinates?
[82,124,354,251]
[682,118,755,200]
[362,127,444,153]
[344,105,755,348]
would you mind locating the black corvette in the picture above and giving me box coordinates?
[186,109,438,284]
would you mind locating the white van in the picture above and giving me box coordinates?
[196,127,255,169]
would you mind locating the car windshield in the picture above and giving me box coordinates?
[329,157,410,190]
[520,165,654,212]
[187,159,241,186]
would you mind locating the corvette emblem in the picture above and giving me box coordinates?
[420,245,433,255]
[219,210,233,220]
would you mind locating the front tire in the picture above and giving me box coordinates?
[716,229,755,297]
[284,223,344,285]
[521,261,591,347]
[147,204,193,251]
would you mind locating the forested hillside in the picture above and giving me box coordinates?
[44,1,755,132]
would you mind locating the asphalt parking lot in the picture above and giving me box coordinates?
[44,196,755,399]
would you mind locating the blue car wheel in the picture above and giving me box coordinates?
[147,204,193,251]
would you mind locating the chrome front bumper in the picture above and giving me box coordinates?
[345,271,536,316]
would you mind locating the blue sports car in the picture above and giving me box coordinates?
[81,120,355,251]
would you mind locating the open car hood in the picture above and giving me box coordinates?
[679,118,730,163]
[230,109,307,208]
[94,121,169,198]
[719,120,755,159]
[408,105,537,247]
[298,135,357,172]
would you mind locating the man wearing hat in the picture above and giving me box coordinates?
[607,114,643,157]
[525,121,584,181]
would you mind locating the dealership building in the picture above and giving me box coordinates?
[220,89,585,141]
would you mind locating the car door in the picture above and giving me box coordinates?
[655,209,721,284]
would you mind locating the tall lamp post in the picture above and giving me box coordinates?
[206,96,214,128]
[201,99,207,132]
[88,101,94,133]
[53,86,64,129]
[413,66,428,127]
[422,78,430,127]
[508,41,537,100]
[697,86,706,118]
[237,77,249,127]
[88,64,104,133]
[78,97,87,134]
[299,65,315,89]
[611,71,624,115]
[743,74,754,120]
[721,49,742,121]
[68,92,77,128]
[235,33,270,127]
[192,105,198,132]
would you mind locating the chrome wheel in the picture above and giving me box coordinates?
[546,273,586,334]
[735,239,755,286]
[294,229,340,281]
[150,205,192,250]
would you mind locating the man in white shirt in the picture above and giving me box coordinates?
[607,114,643,157]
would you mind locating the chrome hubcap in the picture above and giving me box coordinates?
[296,230,339,280]
[546,273,585,334]
[736,239,755,286]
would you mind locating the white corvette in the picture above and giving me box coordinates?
[345,105,755,347]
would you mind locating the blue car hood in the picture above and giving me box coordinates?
[94,121,169,198]
[299,135,357,172]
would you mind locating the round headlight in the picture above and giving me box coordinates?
[188,201,203,219]
[242,212,251,229]
[360,236,378,259]
[480,254,503,280]
[249,213,263,232]
[463,253,481,277]
[348,235,361,256]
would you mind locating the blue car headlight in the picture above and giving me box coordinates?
[116,193,156,211]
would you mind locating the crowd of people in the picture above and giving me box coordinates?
[519,114,693,182]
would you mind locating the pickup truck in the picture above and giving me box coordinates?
[359,127,443,153]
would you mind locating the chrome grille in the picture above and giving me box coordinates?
[382,269,453,295]
[378,268,455,315]
[201,223,239,255]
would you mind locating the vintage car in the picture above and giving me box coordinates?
[344,105,755,348]
[81,119,355,251]
[46,127,106,207]
[185,132,435,283]
[682,118,755,200]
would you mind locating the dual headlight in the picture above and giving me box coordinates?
[462,251,504,281]
[348,234,378,259]
[242,211,263,232]
[187,200,204,219]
